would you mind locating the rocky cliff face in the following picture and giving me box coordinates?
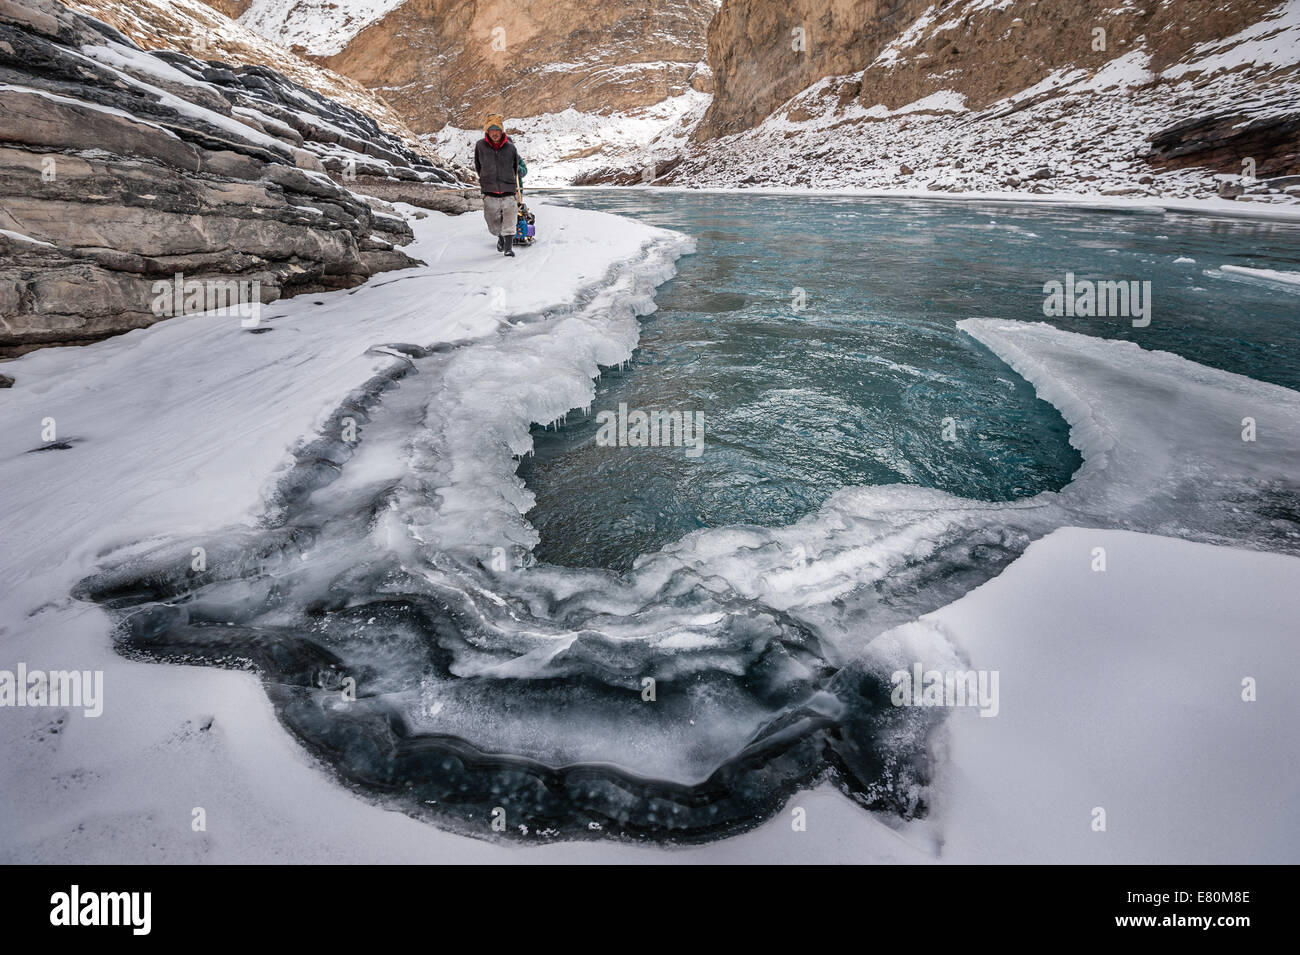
[64,0,469,179]
[696,0,930,141]
[226,0,719,184]
[239,0,716,132]
[695,0,1282,140]
[202,0,1299,195]
[666,0,1300,201]
[0,0,468,356]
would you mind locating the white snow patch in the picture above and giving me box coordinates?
[1079,50,1154,90]
[892,527,1300,863]
[1163,0,1300,79]
[0,228,56,247]
[1210,264,1300,291]
[872,5,939,68]
[239,0,409,58]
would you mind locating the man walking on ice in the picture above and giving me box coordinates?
[474,114,527,257]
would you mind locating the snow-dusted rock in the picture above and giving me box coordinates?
[0,0,464,354]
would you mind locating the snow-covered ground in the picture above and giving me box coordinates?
[430,89,711,187]
[1,196,1297,862]
[239,0,407,57]
[714,525,1300,865]
[0,202,690,862]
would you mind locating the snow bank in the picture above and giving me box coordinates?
[922,526,1300,863]
[713,526,1300,864]
[0,202,691,862]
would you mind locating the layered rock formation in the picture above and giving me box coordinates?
[1146,110,1300,184]
[0,0,468,355]
[62,0,472,182]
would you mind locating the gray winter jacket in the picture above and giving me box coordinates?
[474,135,524,195]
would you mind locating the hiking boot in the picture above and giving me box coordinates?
[496,235,504,252]
[503,235,515,257]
